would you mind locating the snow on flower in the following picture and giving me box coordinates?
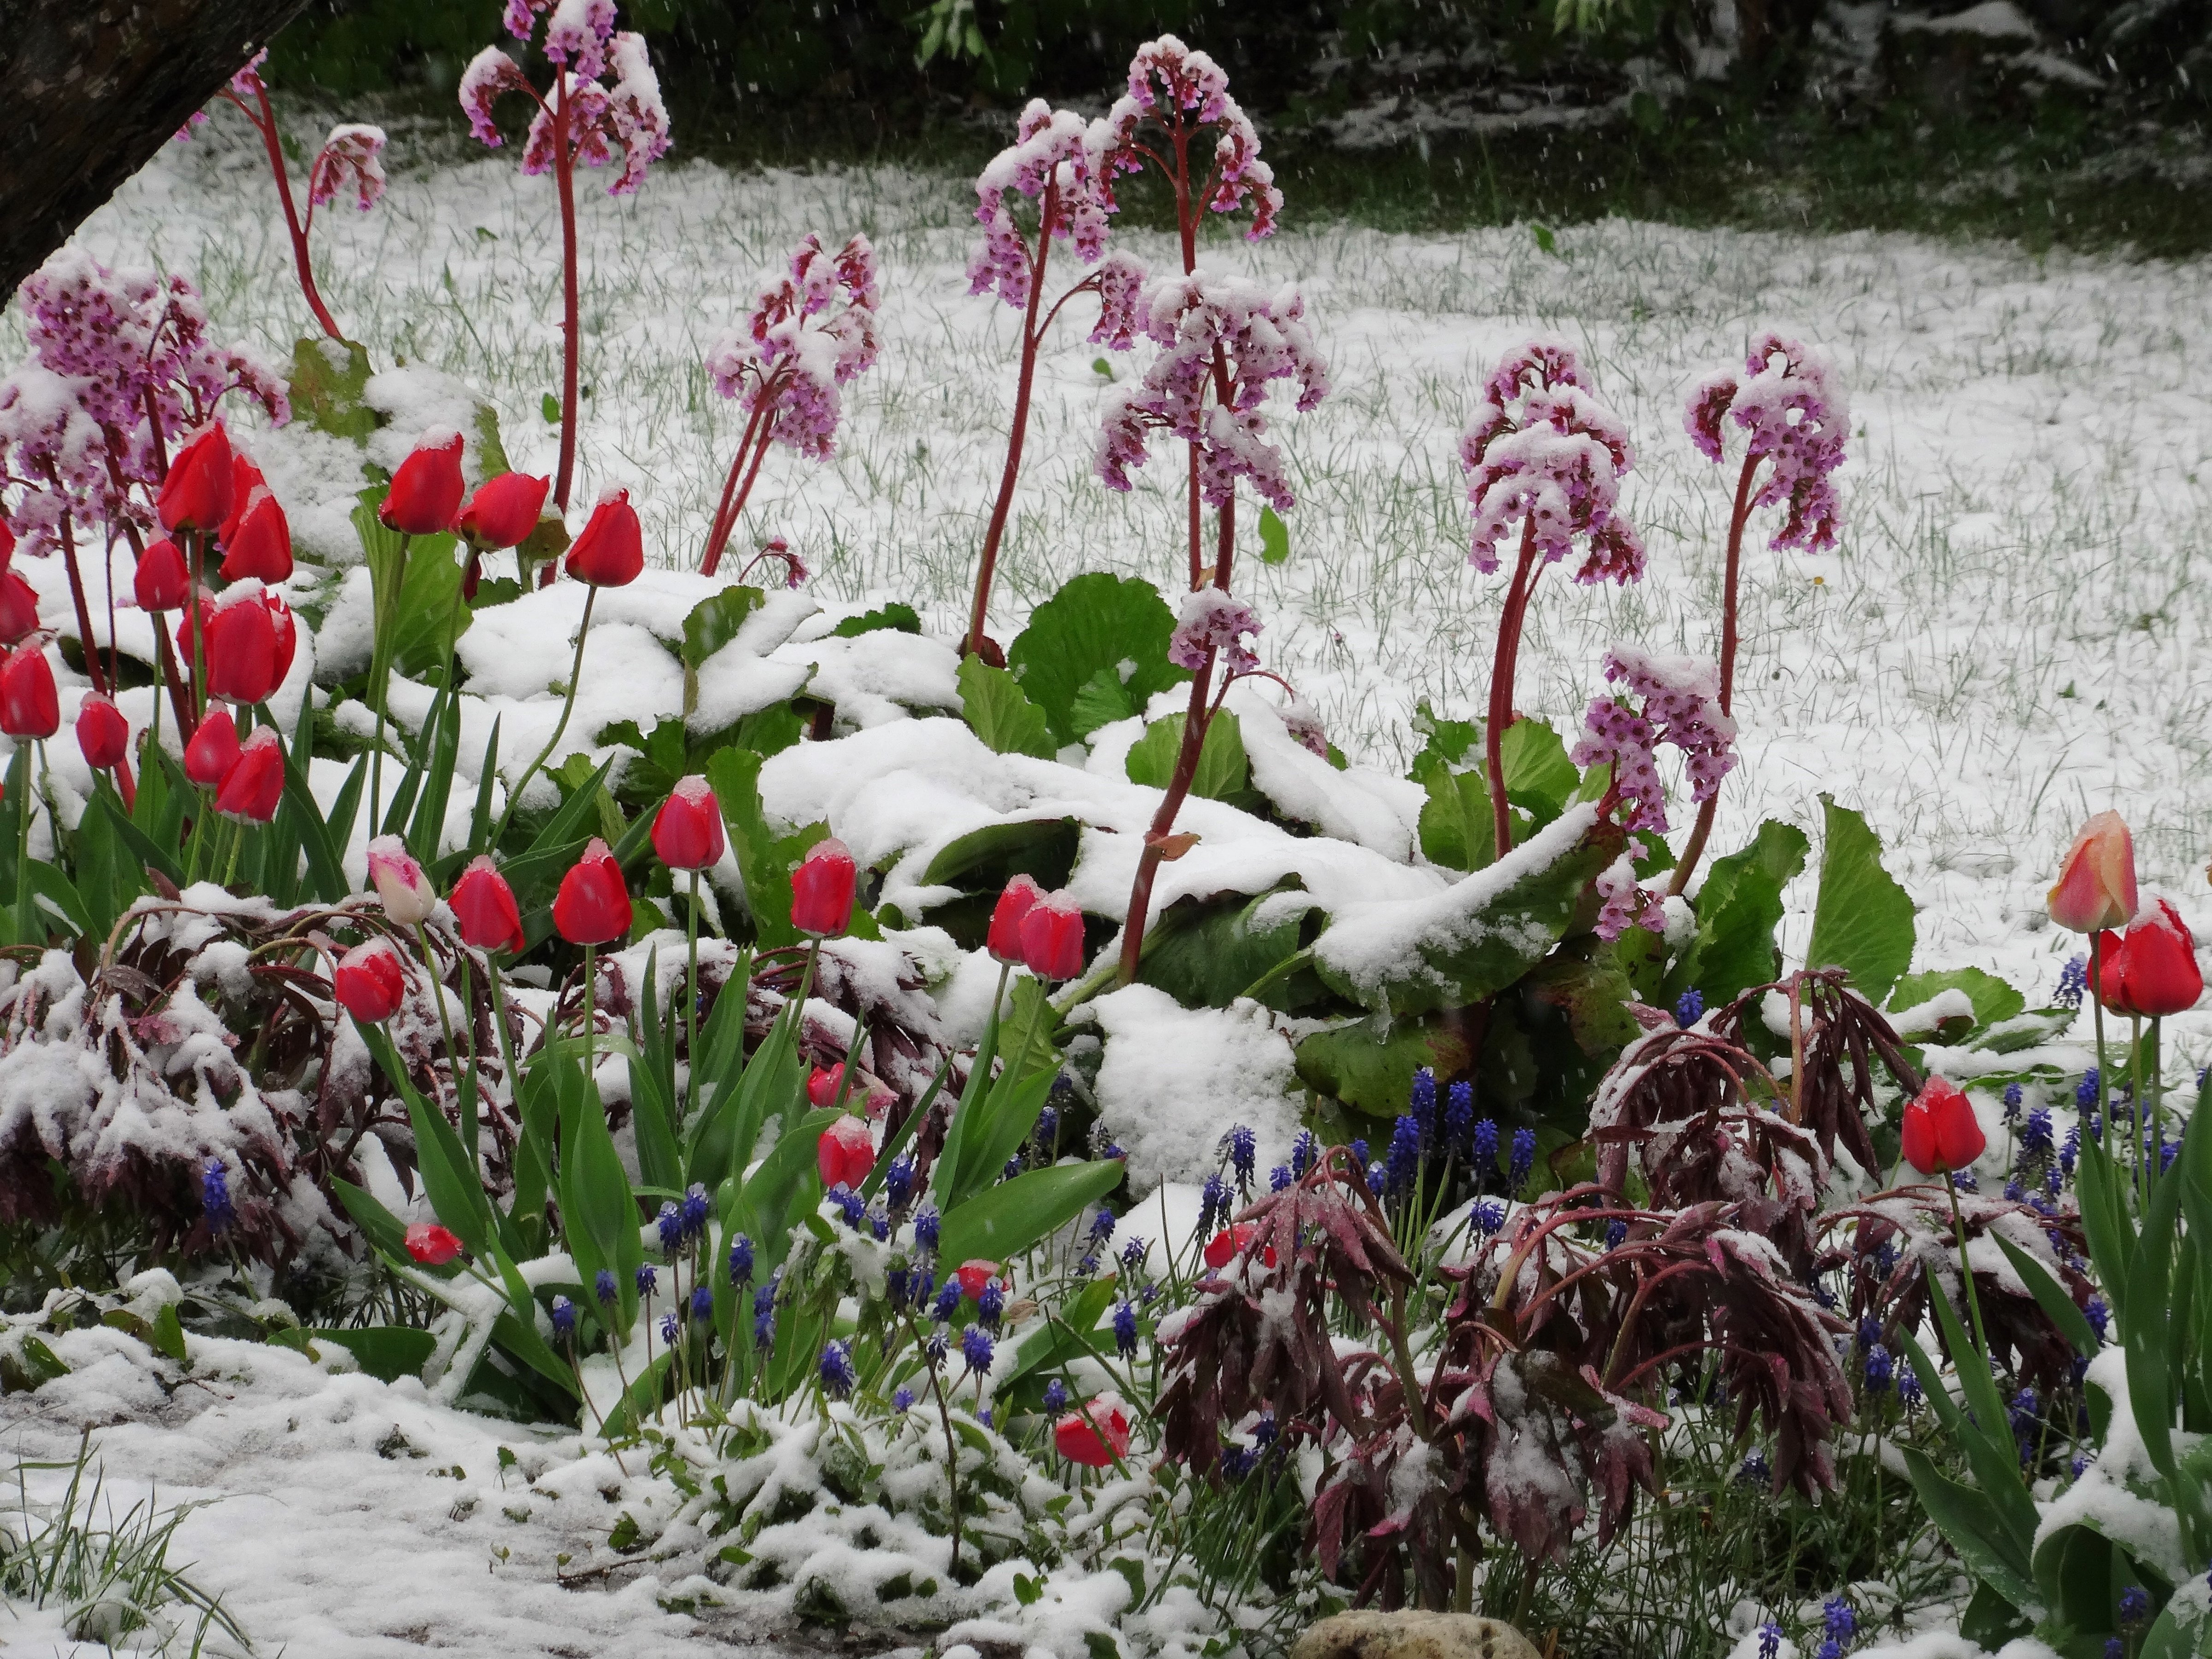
[1459,336,1642,582]
[462,12,671,196]
[968,101,1120,310]
[1094,271,1327,511]
[1571,646,1738,835]
[1169,588,1262,677]
[308,124,389,213]
[1090,35,1282,240]
[703,234,883,462]
[1685,332,1848,553]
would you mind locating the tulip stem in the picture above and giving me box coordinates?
[491,585,596,849]
[12,742,33,942]
[2130,1012,2146,1199]
[220,818,243,888]
[582,943,597,1085]
[2148,1015,2164,1193]
[418,921,466,1140]
[369,532,411,843]
[1944,1171,1990,1357]
[684,869,701,1127]
[2089,931,2113,1184]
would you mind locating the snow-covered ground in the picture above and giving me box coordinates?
[7,111,2212,1657]
[43,115,2212,1052]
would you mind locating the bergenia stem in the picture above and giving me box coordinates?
[251,85,341,340]
[552,76,581,516]
[1117,653,1216,983]
[188,530,208,721]
[1484,520,1541,861]
[1670,453,1760,897]
[700,395,771,577]
[492,584,598,847]
[53,515,108,699]
[965,182,1058,657]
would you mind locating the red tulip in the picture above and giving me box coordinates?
[156,424,235,533]
[333,937,407,1024]
[0,517,13,566]
[1202,1223,1275,1271]
[816,1112,875,1190]
[266,591,298,687]
[203,594,282,705]
[0,646,58,739]
[564,487,644,587]
[1054,1399,1132,1468]
[790,837,857,937]
[451,855,525,953]
[404,1222,465,1265]
[367,834,437,925]
[458,472,550,551]
[0,573,36,643]
[219,488,293,583]
[1900,1076,1986,1177]
[954,1259,998,1301]
[378,430,466,535]
[807,1064,846,1108]
[134,540,190,612]
[217,453,267,549]
[1020,891,1086,982]
[2048,812,2137,935]
[75,694,129,771]
[215,728,285,823]
[988,874,1042,965]
[652,775,724,871]
[2097,899,2203,1018]
[552,837,631,944]
[182,709,241,787]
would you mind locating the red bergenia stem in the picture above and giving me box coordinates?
[700,392,773,577]
[965,179,1060,659]
[248,85,342,340]
[1668,452,1761,897]
[553,74,582,520]
[50,504,108,700]
[1484,519,1541,860]
[1118,652,1217,984]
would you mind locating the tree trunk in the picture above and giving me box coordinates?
[0,0,311,299]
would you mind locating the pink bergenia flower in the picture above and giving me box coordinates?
[309,124,388,212]
[1592,851,1666,943]
[1281,699,1328,759]
[969,101,1119,311]
[1094,271,1328,512]
[1089,36,1282,240]
[543,0,619,79]
[1460,337,1642,583]
[461,23,670,195]
[703,234,882,462]
[1684,333,1847,554]
[1168,588,1261,677]
[1570,646,1737,836]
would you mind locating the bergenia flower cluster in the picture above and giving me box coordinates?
[704,234,882,462]
[461,4,671,195]
[1091,35,1282,241]
[1096,272,1329,511]
[1168,587,1262,677]
[1460,337,1643,582]
[969,101,1119,309]
[309,124,390,214]
[1686,332,1848,553]
[1572,647,1738,835]
[0,251,287,552]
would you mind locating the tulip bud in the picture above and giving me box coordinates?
[134,540,190,612]
[954,1259,998,1301]
[1900,1076,1986,1177]
[651,775,725,871]
[214,728,285,823]
[564,487,644,587]
[367,834,438,925]
[458,472,551,551]
[0,574,37,644]
[451,855,525,954]
[404,1222,464,1265]
[987,874,1042,965]
[807,1064,845,1109]
[1053,1399,1132,1468]
[1020,890,1087,982]
[552,837,631,944]
[2097,898,2203,1018]
[790,837,857,937]
[75,694,129,771]
[0,646,58,739]
[217,453,268,549]
[333,936,407,1024]
[157,424,235,533]
[182,709,241,788]
[379,429,466,535]
[2048,811,2137,934]
[816,1112,875,1190]
[219,488,293,583]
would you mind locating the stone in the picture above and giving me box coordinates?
[1292,1610,1544,1659]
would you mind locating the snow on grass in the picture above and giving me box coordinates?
[35,120,2212,1057]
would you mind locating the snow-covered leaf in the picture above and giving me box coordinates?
[958,654,1056,759]
[1666,818,1807,1009]
[1294,1010,1474,1120]
[1126,710,1247,801]
[1005,572,1187,746]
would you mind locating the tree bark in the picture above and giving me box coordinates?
[0,0,311,299]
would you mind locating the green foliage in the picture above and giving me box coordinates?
[1005,573,1188,746]
[1412,715,1580,871]
[1125,710,1247,801]
[959,654,1057,759]
[1804,795,1916,1006]
[1137,885,1324,1011]
[1256,504,1290,565]
[1665,818,1809,1008]
[1889,966,2026,1029]
[703,747,830,947]
[1294,1011,1474,1119]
